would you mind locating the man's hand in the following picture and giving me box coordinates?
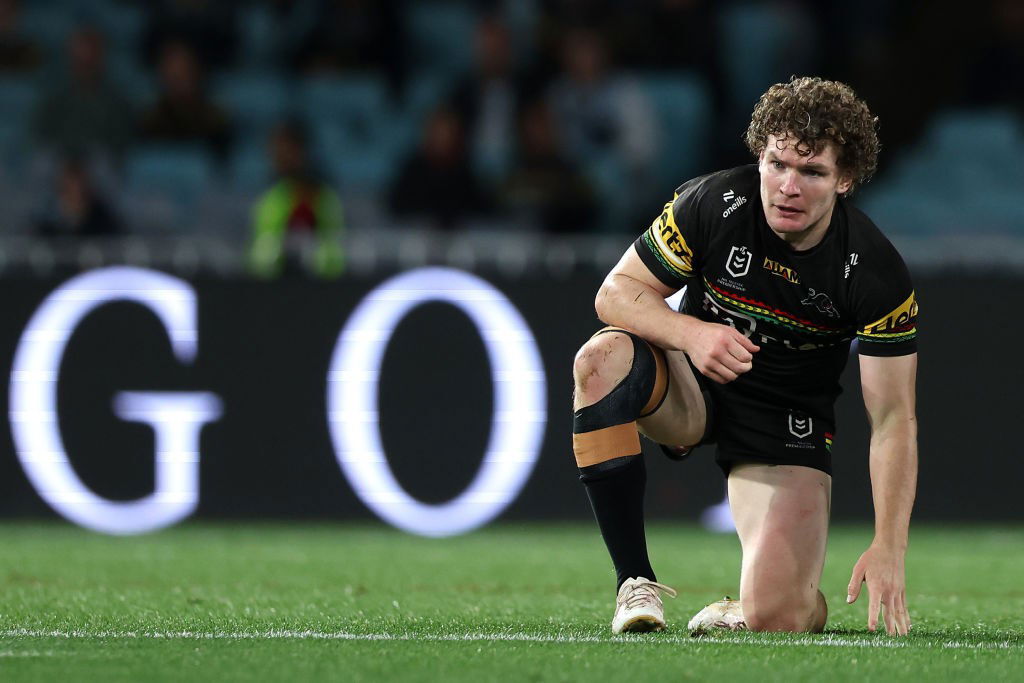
[847,543,911,635]
[684,321,760,384]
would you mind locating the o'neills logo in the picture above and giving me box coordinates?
[762,257,800,284]
[722,194,747,218]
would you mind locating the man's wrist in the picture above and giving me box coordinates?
[870,534,908,553]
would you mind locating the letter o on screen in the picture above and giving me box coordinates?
[8,266,220,535]
[327,267,547,537]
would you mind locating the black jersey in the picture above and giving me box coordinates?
[634,165,917,431]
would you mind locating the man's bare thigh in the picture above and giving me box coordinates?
[637,346,707,448]
[729,463,832,601]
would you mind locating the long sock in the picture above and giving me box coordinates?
[580,455,656,590]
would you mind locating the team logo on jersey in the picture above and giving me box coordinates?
[801,288,838,318]
[726,246,752,278]
[788,411,813,439]
[762,257,800,284]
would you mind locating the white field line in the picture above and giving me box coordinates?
[0,629,1019,652]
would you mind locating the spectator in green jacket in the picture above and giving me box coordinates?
[248,119,344,279]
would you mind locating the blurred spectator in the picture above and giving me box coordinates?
[547,28,657,228]
[248,120,344,279]
[256,0,321,70]
[33,26,133,159]
[295,0,407,97]
[139,40,232,159]
[34,158,121,237]
[388,106,490,229]
[142,0,239,71]
[0,0,39,73]
[450,15,532,187]
[500,99,596,233]
[548,28,656,171]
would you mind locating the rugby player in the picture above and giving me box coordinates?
[571,76,917,636]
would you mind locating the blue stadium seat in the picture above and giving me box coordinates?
[125,146,216,222]
[19,5,74,55]
[406,2,476,81]
[298,75,404,193]
[866,108,1024,235]
[228,140,272,194]
[640,72,714,190]
[0,77,38,170]
[213,73,295,138]
[93,1,144,53]
[298,75,390,143]
[717,2,815,113]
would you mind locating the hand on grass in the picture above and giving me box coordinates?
[847,543,911,636]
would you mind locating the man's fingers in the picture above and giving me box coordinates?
[732,332,760,354]
[882,595,896,635]
[904,592,912,631]
[702,361,737,384]
[704,367,729,384]
[867,586,882,632]
[847,566,865,603]
[721,355,753,375]
[727,343,754,364]
[897,592,911,635]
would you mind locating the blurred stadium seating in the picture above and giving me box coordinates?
[0,0,1018,276]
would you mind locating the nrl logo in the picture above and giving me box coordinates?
[726,246,752,278]
[788,412,813,439]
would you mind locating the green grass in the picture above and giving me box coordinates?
[0,523,1022,681]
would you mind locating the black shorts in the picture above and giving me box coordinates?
[667,354,835,476]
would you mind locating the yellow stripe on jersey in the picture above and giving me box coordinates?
[646,198,694,279]
[858,291,918,338]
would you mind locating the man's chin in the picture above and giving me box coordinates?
[766,218,809,234]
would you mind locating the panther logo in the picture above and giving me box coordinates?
[801,288,838,318]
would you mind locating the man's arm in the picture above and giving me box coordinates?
[595,246,759,384]
[846,352,918,635]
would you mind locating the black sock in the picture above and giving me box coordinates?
[579,455,656,591]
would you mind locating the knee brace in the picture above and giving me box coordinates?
[573,330,669,477]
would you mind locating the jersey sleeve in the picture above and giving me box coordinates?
[632,175,714,289]
[851,242,918,357]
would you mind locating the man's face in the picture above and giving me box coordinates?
[758,134,852,245]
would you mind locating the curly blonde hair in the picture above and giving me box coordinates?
[745,76,880,194]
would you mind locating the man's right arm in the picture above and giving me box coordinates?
[595,246,759,384]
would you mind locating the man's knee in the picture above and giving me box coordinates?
[745,591,827,633]
[573,332,635,405]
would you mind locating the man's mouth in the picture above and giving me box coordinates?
[775,204,802,216]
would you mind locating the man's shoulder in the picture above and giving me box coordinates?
[674,165,758,201]
[839,200,911,282]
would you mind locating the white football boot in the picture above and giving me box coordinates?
[611,577,678,633]
[687,597,747,635]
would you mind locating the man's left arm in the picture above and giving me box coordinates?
[846,352,918,636]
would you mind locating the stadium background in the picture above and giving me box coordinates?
[0,0,1022,535]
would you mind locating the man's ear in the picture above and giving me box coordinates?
[837,174,853,195]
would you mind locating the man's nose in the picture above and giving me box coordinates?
[780,171,800,195]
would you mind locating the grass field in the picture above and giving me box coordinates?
[0,523,1022,681]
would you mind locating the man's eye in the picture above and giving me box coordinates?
[772,160,784,169]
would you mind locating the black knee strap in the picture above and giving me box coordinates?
[573,330,658,435]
